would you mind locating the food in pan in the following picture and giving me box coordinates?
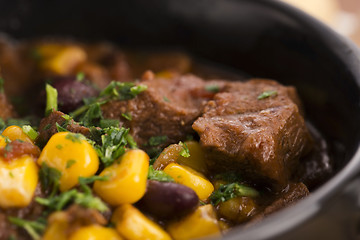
[0,36,333,240]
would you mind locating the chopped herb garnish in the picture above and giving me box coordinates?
[0,117,5,132]
[65,133,85,143]
[148,136,167,147]
[80,103,104,127]
[179,141,190,158]
[99,119,120,128]
[22,125,38,141]
[0,78,4,93]
[163,96,171,102]
[94,127,129,167]
[76,72,85,82]
[6,118,31,127]
[56,144,63,150]
[43,124,52,130]
[125,134,137,149]
[55,122,67,132]
[257,90,278,100]
[130,85,148,95]
[39,163,62,197]
[66,159,77,169]
[8,217,46,240]
[9,171,14,178]
[148,166,174,182]
[205,84,220,93]
[70,81,147,127]
[45,84,58,116]
[36,176,108,213]
[209,183,259,205]
[121,112,132,121]
[36,188,108,213]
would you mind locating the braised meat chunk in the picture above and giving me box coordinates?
[193,79,313,187]
[102,71,212,147]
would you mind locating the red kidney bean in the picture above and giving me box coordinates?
[137,180,199,220]
[52,76,98,112]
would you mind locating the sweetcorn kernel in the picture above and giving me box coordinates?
[69,225,123,240]
[94,149,149,205]
[164,163,214,201]
[167,204,221,240]
[2,126,33,144]
[0,155,38,208]
[37,132,99,192]
[112,204,171,240]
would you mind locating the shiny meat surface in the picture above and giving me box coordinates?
[193,79,313,187]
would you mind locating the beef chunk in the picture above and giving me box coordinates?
[36,111,90,147]
[0,93,16,119]
[250,183,309,224]
[102,72,214,147]
[193,79,312,187]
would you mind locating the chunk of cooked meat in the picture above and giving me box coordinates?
[249,182,309,224]
[0,93,17,119]
[102,72,215,147]
[192,79,313,187]
[36,111,90,147]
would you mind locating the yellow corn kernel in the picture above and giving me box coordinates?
[0,155,38,208]
[167,204,221,240]
[2,126,33,144]
[177,141,207,174]
[69,225,123,240]
[164,163,214,201]
[36,43,87,75]
[37,132,99,192]
[0,135,6,148]
[112,204,171,240]
[42,211,68,240]
[93,149,149,205]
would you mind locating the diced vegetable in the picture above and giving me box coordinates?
[164,163,214,201]
[177,141,207,174]
[0,155,38,208]
[68,225,123,240]
[112,204,171,240]
[37,132,99,191]
[36,44,87,75]
[2,125,34,144]
[217,197,257,223]
[167,204,221,240]
[93,149,149,205]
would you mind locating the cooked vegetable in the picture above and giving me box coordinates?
[217,197,257,223]
[177,141,207,174]
[2,125,34,144]
[0,155,38,208]
[137,180,199,219]
[93,149,149,205]
[36,44,87,75]
[163,163,214,201]
[68,225,123,240]
[8,217,46,240]
[52,76,98,112]
[147,165,174,182]
[37,132,99,191]
[209,183,259,205]
[257,90,278,100]
[45,84,58,116]
[112,204,171,240]
[167,204,221,240]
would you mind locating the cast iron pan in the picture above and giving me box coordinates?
[1,0,360,239]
